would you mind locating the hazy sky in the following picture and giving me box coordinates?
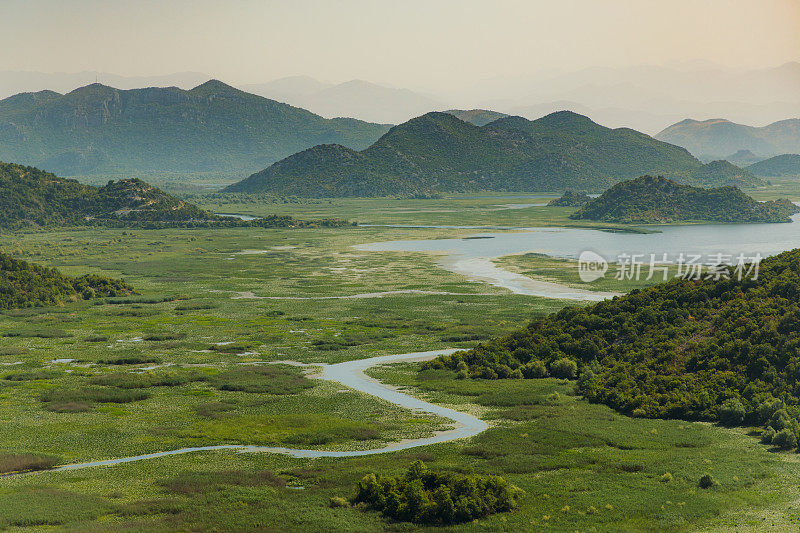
[1,0,798,88]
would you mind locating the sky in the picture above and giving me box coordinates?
[1,0,798,89]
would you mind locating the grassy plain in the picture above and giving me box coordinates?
[0,195,799,530]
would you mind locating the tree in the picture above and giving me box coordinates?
[718,399,746,426]
[550,358,578,379]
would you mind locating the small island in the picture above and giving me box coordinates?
[570,175,799,224]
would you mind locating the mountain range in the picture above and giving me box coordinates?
[0,71,211,100]
[242,78,445,124]
[5,63,798,136]
[223,111,760,197]
[655,118,800,161]
[0,80,389,176]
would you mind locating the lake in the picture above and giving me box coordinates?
[355,214,800,300]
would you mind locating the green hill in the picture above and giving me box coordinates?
[425,248,800,450]
[444,109,508,126]
[0,162,353,229]
[224,111,761,197]
[688,159,760,187]
[0,81,389,176]
[570,175,796,224]
[0,253,133,309]
[547,190,591,207]
[746,154,800,177]
[0,162,209,228]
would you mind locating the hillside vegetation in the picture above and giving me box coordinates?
[426,248,800,450]
[571,175,798,224]
[547,190,591,207]
[0,162,351,229]
[0,81,389,176]
[224,111,760,197]
[0,253,132,309]
[746,154,800,177]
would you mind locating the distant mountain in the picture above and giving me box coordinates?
[746,154,800,177]
[241,75,332,102]
[0,71,211,100]
[445,109,508,126]
[477,62,800,134]
[655,118,800,161]
[244,77,445,124]
[722,149,763,167]
[0,80,389,176]
[223,111,757,197]
[571,175,797,224]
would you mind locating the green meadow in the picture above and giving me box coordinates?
[1,195,799,530]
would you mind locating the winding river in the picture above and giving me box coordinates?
[22,349,483,475]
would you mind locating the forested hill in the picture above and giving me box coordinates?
[570,175,797,224]
[746,154,800,177]
[0,162,353,229]
[0,80,389,176]
[0,162,209,228]
[0,253,133,309]
[426,248,800,451]
[224,111,761,197]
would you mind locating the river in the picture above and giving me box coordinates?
[16,350,483,475]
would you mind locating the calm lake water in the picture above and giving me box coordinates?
[355,214,800,299]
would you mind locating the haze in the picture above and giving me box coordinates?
[2,0,798,89]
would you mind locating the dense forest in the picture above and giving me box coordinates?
[425,248,800,450]
[571,175,798,224]
[352,461,521,525]
[223,111,759,197]
[0,81,388,175]
[0,162,352,229]
[0,253,132,309]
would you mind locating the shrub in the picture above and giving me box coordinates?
[329,496,349,508]
[770,409,792,431]
[521,360,548,379]
[761,426,776,444]
[772,428,797,450]
[757,398,784,423]
[495,364,513,379]
[699,474,717,489]
[481,368,498,380]
[549,358,577,379]
[718,398,746,426]
[352,461,522,525]
[660,473,673,483]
